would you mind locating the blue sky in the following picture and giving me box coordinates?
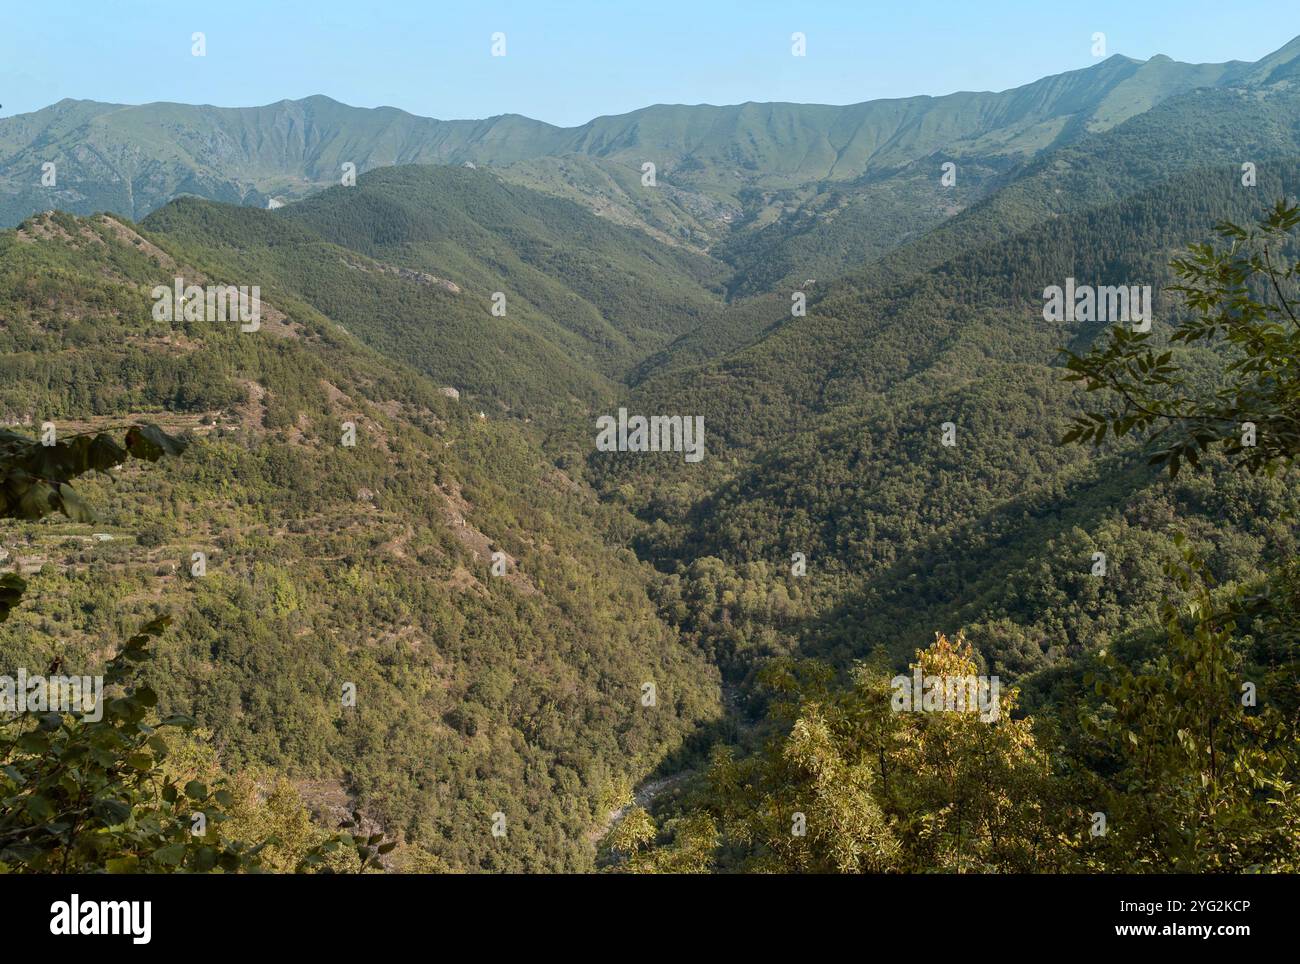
[2,0,1296,125]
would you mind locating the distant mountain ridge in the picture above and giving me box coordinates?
[3,36,1299,234]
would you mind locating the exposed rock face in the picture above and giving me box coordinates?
[339,256,461,293]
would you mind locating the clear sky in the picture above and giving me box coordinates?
[2,0,1296,125]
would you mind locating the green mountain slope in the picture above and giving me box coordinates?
[644,80,1300,376]
[0,209,721,871]
[136,165,727,414]
[598,162,1300,687]
[718,69,1300,297]
[5,33,1300,876]
[278,165,726,371]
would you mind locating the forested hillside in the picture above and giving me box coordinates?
[278,166,726,374]
[3,28,1300,877]
[0,210,720,871]
[601,161,1300,681]
[137,166,727,415]
[600,195,1300,873]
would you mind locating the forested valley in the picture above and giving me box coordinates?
[2,34,1300,875]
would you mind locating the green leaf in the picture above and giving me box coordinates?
[16,481,58,519]
[93,798,132,826]
[125,424,188,462]
[191,846,218,872]
[0,573,25,623]
[56,484,96,523]
[87,433,129,471]
[25,794,55,822]
[152,843,186,866]
[17,732,49,754]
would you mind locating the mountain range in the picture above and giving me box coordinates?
[3,34,1300,871]
[5,35,1300,253]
